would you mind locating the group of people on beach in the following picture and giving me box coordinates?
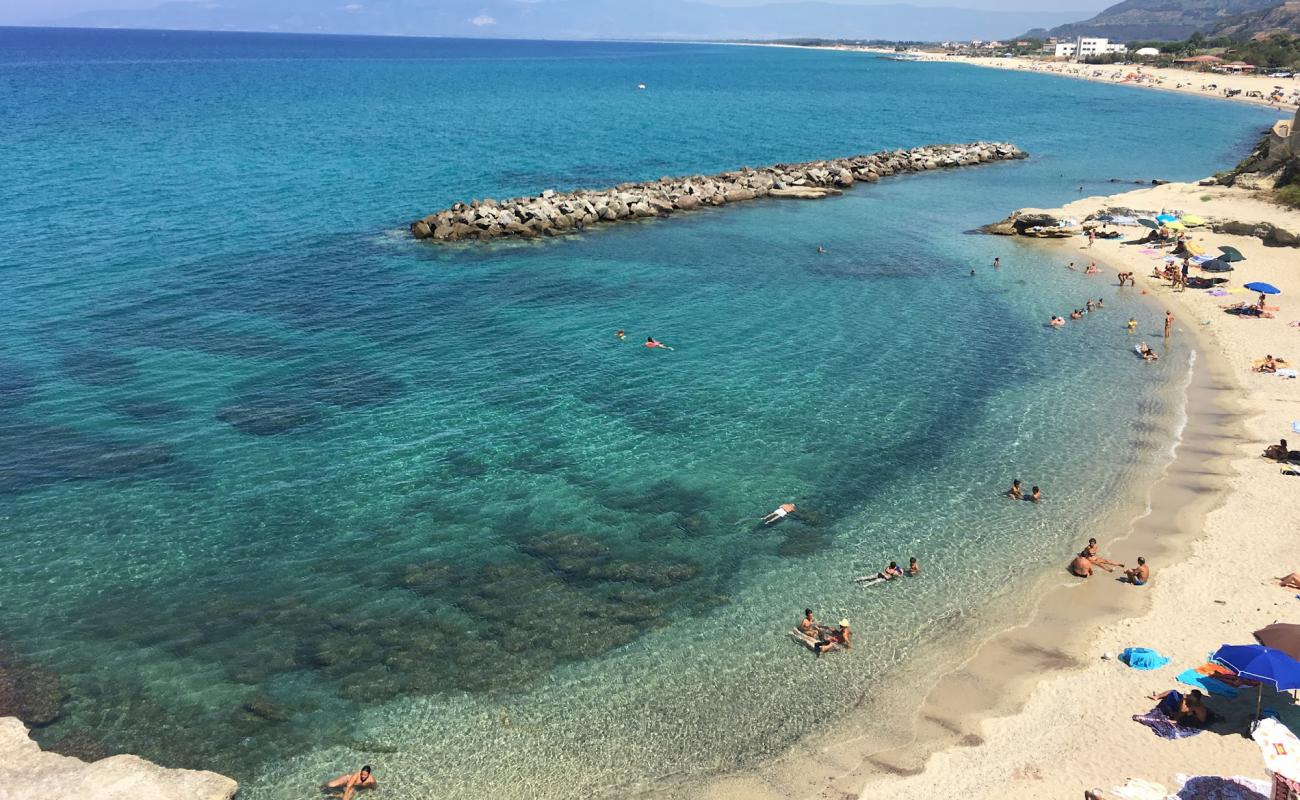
[1069,537,1150,585]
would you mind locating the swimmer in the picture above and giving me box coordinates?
[762,503,796,525]
[1066,261,1077,271]
[907,556,920,576]
[616,329,625,340]
[970,268,976,276]
[817,245,827,254]
[1070,310,1082,320]
[813,619,850,658]
[1005,478,1023,500]
[1139,342,1158,361]
[645,337,673,351]
[797,608,819,638]
[1050,316,1065,328]
[1086,300,1094,313]
[1028,486,1042,503]
[1085,261,1100,275]
[993,257,1001,269]
[1127,317,1137,333]
[877,561,904,580]
[325,766,376,800]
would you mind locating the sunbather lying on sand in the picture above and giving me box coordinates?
[1279,573,1300,590]
[1264,439,1297,462]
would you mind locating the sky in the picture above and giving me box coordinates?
[0,0,1114,28]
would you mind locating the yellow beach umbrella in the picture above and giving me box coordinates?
[1181,214,1206,227]
[1186,241,1207,256]
[1164,220,1186,231]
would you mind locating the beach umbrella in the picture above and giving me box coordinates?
[1245,282,1281,295]
[1219,245,1246,263]
[1164,221,1186,231]
[1186,242,1207,256]
[1213,644,1300,719]
[1138,218,1159,229]
[1156,214,1178,224]
[1202,259,1234,273]
[1255,624,1300,661]
[1182,214,1206,227]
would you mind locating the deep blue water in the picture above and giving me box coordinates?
[0,27,1279,799]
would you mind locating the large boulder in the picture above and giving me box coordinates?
[0,717,237,800]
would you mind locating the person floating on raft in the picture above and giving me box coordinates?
[645,337,673,351]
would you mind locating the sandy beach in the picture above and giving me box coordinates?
[844,180,1300,797]
[863,49,1300,112]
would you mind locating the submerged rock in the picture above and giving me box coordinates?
[0,717,237,799]
[0,650,68,728]
[215,393,321,436]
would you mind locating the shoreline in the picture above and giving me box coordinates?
[856,49,1300,113]
[852,179,1300,796]
[683,218,1244,800]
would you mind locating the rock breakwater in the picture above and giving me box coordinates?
[411,142,1026,242]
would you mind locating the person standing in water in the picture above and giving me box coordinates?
[993,257,1001,269]
[1006,479,1023,500]
[907,557,920,576]
[1164,311,1174,338]
[1127,318,1137,333]
[645,337,673,351]
[1029,486,1042,503]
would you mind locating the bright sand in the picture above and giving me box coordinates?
[866,50,1300,112]
[838,182,1300,797]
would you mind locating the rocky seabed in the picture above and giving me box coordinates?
[411,141,1027,243]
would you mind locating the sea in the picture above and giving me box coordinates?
[0,27,1280,799]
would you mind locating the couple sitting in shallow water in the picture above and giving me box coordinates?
[796,609,851,658]
[1069,538,1149,585]
[1005,479,1041,503]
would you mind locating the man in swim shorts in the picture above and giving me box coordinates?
[1069,554,1093,578]
[325,766,376,800]
[797,608,819,639]
[762,503,796,525]
[1125,557,1149,586]
[1006,479,1022,500]
[1029,486,1042,503]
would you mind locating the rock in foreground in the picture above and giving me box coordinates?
[411,141,1027,243]
[0,717,237,800]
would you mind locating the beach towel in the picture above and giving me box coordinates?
[1176,668,1239,697]
[1279,369,1298,379]
[1173,775,1269,800]
[1133,691,1205,740]
[1120,647,1170,670]
[1292,421,1300,434]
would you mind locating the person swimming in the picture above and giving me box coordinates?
[762,503,796,525]
[797,608,819,639]
[1006,479,1023,500]
[1138,342,1158,361]
[616,329,625,340]
[325,766,376,800]
[1050,316,1065,328]
[813,619,851,657]
[1028,486,1042,503]
[907,556,920,576]
[645,337,673,350]
[877,561,903,580]
[1127,317,1137,333]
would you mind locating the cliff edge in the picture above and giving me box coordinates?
[0,717,238,800]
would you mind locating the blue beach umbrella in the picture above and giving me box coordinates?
[1212,643,1300,718]
[1156,213,1178,224]
[1244,282,1281,295]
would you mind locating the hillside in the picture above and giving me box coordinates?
[1209,0,1300,37]
[1024,0,1281,42]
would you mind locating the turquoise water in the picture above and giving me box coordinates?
[0,28,1279,798]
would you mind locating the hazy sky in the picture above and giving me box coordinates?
[1,0,1113,27]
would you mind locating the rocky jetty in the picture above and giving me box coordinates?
[0,717,237,800]
[411,141,1027,242]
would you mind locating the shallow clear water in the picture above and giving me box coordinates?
[0,28,1279,797]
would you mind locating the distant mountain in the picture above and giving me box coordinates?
[46,0,1089,43]
[1023,0,1281,42]
[1209,0,1300,37]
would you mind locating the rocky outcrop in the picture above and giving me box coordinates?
[0,717,237,800]
[1211,218,1300,247]
[0,644,68,728]
[411,142,1027,243]
[977,208,1077,238]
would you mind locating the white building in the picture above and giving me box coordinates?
[1042,37,1127,61]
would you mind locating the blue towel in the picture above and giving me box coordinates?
[1176,668,1239,698]
[1120,647,1170,670]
